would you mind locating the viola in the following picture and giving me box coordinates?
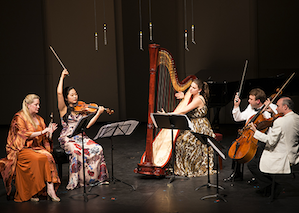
[255,113,283,130]
[74,101,114,115]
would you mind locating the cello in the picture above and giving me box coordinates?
[228,72,295,163]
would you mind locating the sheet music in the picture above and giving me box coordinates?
[94,120,139,139]
[207,138,226,160]
[150,113,195,131]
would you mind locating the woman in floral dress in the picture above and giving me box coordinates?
[57,69,109,190]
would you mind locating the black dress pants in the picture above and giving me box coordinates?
[247,141,272,190]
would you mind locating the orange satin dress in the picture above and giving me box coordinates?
[0,111,60,202]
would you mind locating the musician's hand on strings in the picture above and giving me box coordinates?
[157,108,166,114]
[248,122,257,133]
[96,106,105,115]
[175,91,184,100]
[234,93,241,108]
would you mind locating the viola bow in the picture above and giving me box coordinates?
[49,46,69,75]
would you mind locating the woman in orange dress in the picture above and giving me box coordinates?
[0,94,61,202]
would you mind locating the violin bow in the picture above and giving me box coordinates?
[236,60,248,102]
[49,46,69,74]
[262,72,295,111]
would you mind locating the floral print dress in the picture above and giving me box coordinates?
[58,113,108,190]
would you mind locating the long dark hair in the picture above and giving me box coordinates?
[193,78,209,103]
[62,86,76,123]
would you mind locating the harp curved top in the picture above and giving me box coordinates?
[158,48,197,92]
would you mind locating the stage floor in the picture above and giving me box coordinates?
[1,122,299,213]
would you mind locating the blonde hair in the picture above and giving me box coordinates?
[22,94,40,129]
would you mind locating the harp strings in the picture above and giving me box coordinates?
[155,51,178,135]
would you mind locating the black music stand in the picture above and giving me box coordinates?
[151,113,192,184]
[69,114,99,202]
[92,120,139,191]
[193,133,227,202]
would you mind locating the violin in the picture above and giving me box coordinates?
[74,101,114,115]
[255,113,283,130]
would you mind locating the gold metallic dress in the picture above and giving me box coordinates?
[174,105,216,177]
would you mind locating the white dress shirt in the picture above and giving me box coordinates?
[232,103,277,123]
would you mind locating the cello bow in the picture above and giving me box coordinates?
[235,60,248,102]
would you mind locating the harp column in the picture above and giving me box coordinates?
[134,44,165,176]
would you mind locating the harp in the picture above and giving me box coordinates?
[134,44,197,176]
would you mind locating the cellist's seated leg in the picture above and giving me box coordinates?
[224,160,243,182]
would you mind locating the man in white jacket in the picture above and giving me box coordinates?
[249,97,299,198]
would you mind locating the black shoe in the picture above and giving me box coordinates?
[256,185,271,197]
[223,171,243,182]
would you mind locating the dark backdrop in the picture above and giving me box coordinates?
[0,0,298,126]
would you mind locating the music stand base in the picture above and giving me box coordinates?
[201,193,227,202]
[110,177,136,190]
[70,192,99,202]
[165,174,189,184]
[195,183,224,191]
[88,181,109,192]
